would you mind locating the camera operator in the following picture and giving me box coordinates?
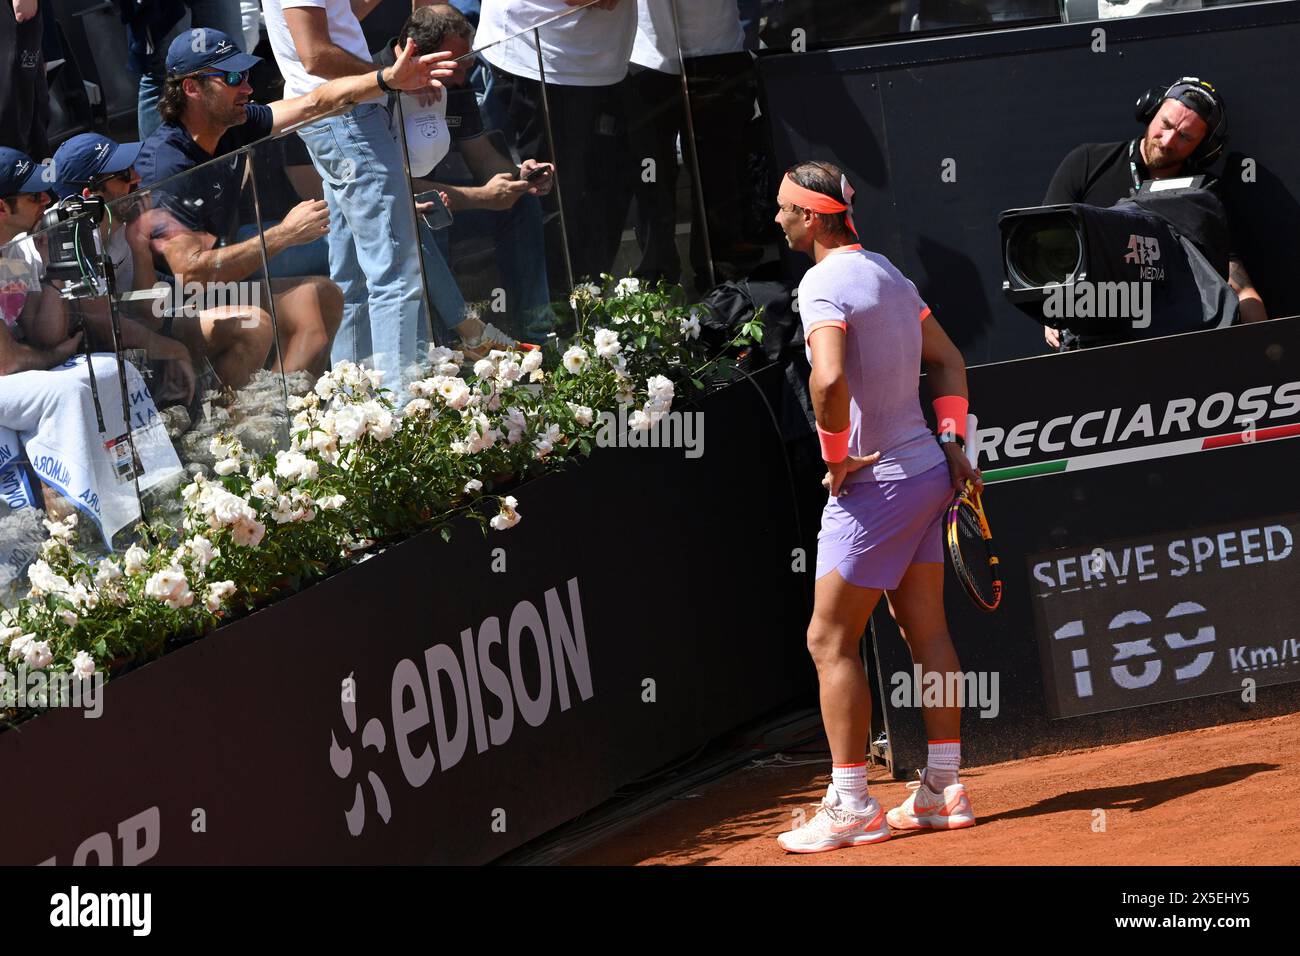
[0,148,83,375]
[51,133,279,401]
[1041,77,1267,349]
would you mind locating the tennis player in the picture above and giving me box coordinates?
[775,161,982,853]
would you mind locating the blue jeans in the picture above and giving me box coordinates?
[433,196,555,341]
[233,222,331,280]
[419,219,468,341]
[296,103,429,390]
[136,0,246,141]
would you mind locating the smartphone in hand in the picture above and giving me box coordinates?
[414,189,454,231]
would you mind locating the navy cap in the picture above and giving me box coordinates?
[0,147,55,196]
[51,134,141,196]
[165,28,261,77]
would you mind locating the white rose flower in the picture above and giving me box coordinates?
[60,609,78,627]
[332,405,368,444]
[314,376,339,400]
[186,535,217,568]
[473,358,497,380]
[503,406,528,445]
[230,518,266,548]
[615,276,640,297]
[145,566,194,610]
[562,346,589,374]
[616,383,636,405]
[94,558,122,588]
[25,640,53,669]
[647,374,674,404]
[317,494,347,511]
[566,403,594,427]
[680,314,701,340]
[270,495,296,524]
[214,457,242,476]
[8,634,35,663]
[532,422,562,459]
[489,495,521,530]
[593,328,621,358]
[206,580,237,612]
[496,359,522,385]
[0,625,22,647]
[251,475,278,499]
[363,367,384,390]
[275,450,320,483]
[362,401,395,441]
[628,409,652,431]
[520,350,543,374]
[463,478,483,494]
[27,559,71,598]
[71,650,95,681]
[404,398,432,418]
[437,376,471,410]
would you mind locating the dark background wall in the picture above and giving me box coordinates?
[757,0,1300,364]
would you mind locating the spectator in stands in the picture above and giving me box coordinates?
[475,0,638,282]
[260,0,499,390]
[132,29,455,378]
[627,0,746,292]
[116,0,249,140]
[1,0,51,162]
[52,133,274,398]
[389,4,556,345]
[1042,76,1267,349]
[0,147,79,373]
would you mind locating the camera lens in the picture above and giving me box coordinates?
[1006,214,1082,288]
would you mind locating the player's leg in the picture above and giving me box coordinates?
[884,561,976,830]
[172,305,274,391]
[777,569,891,852]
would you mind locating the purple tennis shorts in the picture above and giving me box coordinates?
[815,463,953,590]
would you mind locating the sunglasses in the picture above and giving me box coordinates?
[89,169,134,188]
[197,69,249,87]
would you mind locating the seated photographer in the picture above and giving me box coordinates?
[1041,76,1267,349]
[0,148,82,373]
[385,4,557,347]
[51,133,275,398]
[0,148,183,547]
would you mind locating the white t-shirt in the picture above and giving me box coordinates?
[630,0,744,74]
[260,0,381,101]
[476,0,637,87]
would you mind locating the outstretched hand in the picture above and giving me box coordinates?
[386,39,456,93]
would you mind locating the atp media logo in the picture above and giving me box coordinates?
[327,577,595,838]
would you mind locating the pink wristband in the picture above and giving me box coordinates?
[932,395,969,440]
[817,423,850,463]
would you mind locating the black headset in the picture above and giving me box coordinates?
[1133,76,1228,170]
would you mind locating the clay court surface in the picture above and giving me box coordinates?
[568,712,1300,866]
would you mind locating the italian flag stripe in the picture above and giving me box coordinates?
[982,421,1300,484]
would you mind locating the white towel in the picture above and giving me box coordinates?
[0,353,183,555]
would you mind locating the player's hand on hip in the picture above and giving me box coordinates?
[823,452,881,497]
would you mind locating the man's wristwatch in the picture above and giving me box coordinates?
[938,432,965,449]
[376,68,396,94]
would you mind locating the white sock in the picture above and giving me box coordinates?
[925,740,961,791]
[831,763,870,812]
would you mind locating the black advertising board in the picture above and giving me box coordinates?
[0,370,818,865]
[871,317,1300,776]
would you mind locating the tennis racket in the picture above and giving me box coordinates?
[946,480,1002,612]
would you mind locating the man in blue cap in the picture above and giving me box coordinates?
[0,146,81,374]
[52,132,275,400]
[134,27,453,380]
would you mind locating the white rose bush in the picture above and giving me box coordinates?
[0,277,762,722]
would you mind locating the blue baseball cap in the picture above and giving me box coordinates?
[165,28,261,77]
[0,147,55,196]
[51,134,141,197]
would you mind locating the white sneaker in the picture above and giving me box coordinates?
[886,772,976,830]
[777,786,891,854]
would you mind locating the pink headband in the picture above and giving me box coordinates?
[778,172,857,237]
